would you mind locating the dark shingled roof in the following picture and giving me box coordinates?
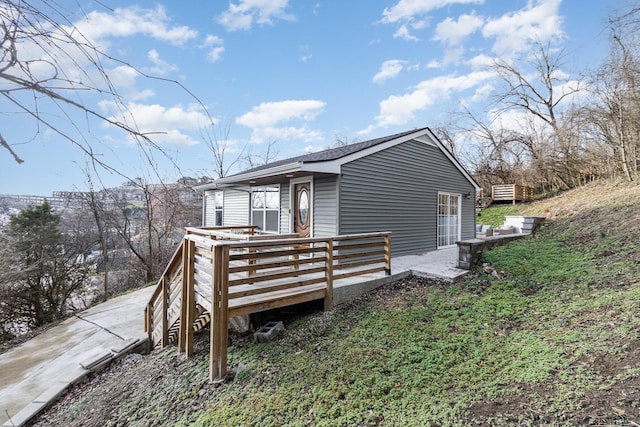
[228,127,429,177]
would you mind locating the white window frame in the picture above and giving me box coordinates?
[213,191,223,226]
[250,185,280,234]
[437,192,461,248]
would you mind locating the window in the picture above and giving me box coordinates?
[251,186,280,233]
[213,191,223,226]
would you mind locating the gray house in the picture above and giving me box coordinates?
[195,127,480,256]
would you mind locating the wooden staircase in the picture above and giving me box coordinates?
[144,227,392,381]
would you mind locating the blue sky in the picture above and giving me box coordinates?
[1,0,616,195]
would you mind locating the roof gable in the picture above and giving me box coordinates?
[195,127,480,191]
[233,127,427,176]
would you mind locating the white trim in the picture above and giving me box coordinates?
[250,184,281,234]
[437,192,462,249]
[289,176,314,237]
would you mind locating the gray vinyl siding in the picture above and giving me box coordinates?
[222,189,249,226]
[312,176,338,238]
[339,139,475,256]
[279,183,289,233]
[203,190,217,227]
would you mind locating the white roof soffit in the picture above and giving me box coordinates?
[194,162,306,191]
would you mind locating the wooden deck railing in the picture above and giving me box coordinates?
[144,241,185,348]
[491,184,533,204]
[145,228,391,382]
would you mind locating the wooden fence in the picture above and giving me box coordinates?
[145,227,391,381]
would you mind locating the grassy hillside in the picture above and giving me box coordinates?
[34,179,640,426]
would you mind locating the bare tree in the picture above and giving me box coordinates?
[98,178,200,285]
[334,133,361,147]
[242,138,280,169]
[203,121,246,179]
[0,1,217,183]
[586,6,640,181]
[83,170,111,301]
[490,42,583,190]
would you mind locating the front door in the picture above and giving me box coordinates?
[293,182,311,238]
[437,192,460,248]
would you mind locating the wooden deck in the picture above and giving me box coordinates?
[491,184,533,204]
[144,227,391,381]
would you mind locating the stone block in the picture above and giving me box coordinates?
[253,321,285,343]
[229,315,250,333]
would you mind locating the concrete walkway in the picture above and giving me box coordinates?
[0,286,155,427]
[0,248,466,427]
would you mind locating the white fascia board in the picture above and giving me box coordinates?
[194,163,304,191]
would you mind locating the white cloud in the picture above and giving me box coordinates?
[361,70,494,133]
[147,49,179,75]
[236,100,325,143]
[237,100,325,128]
[108,66,155,100]
[299,45,313,62]
[204,35,225,62]
[468,54,495,70]
[381,0,484,24]
[208,47,226,62]
[483,0,563,56]
[434,13,484,46]
[373,60,408,83]
[442,46,465,65]
[427,59,442,69]
[100,101,214,147]
[393,24,420,41]
[470,83,495,103]
[108,65,139,89]
[218,0,295,32]
[74,6,197,47]
[250,126,323,144]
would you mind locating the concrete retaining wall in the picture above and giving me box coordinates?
[457,234,527,270]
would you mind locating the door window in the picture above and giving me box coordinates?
[437,193,460,247]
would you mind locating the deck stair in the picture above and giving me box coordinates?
[144,226,391,381]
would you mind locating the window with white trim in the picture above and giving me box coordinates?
[437,192,460,247]
[213,191,223,226]
[251,186,280,233]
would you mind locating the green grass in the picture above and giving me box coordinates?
[476,204,520,227]
[189,230,640,425]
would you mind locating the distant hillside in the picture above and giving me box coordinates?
[518,179,640,220]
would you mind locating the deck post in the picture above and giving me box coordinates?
[144,304,151,344]
[324,239,334,310]
[183,239,197,357]
[248,246,256,277]
[384,233,391,275]
[161,277,169,347]
[291,244,300,271]
[178,240,187,353]
[210,243,230,382]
